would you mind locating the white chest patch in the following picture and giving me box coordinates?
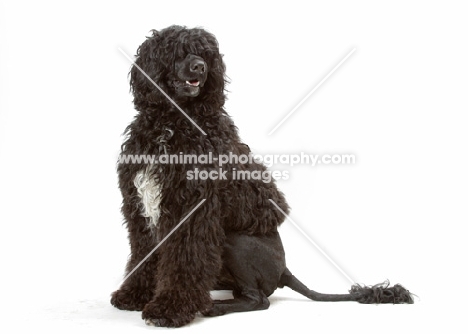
[134,166,161,228]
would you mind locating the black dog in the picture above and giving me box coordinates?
[111,25,413,328]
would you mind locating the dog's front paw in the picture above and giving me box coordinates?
[110,288,153,311]
[142,301,195,328]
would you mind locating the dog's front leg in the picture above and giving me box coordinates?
[142,197,224,327]
[111,198,159,311]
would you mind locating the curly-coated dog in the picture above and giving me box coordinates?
[111,25,413,327]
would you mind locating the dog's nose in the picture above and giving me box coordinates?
[190,59,206,74]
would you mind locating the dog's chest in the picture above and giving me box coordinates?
[131,127,175,228]
[133,165,161,228]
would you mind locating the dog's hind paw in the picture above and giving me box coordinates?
[201,301,226,317]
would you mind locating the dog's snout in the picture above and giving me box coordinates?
[190,59,206,74]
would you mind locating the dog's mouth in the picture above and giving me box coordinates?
[173,54,208,97]
[173,78,204,97]
[185,79,200,87]
[174,79,202,87]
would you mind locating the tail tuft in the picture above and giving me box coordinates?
[349,280,414,304]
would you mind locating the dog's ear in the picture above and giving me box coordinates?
[196,31,228,101]
[202,52,227,106]
[130,30,167,102]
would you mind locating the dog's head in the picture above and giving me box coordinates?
[130,25,226,106]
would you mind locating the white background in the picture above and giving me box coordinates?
[1,0,467,332]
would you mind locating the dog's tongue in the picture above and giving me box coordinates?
[186,80,200,87]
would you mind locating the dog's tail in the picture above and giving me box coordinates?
[278,268,414,304]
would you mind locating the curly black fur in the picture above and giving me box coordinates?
[111,25,413,328]
[350,280,414,304]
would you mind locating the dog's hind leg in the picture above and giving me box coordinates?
[204,288,270,316]
[204,231,285,317]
